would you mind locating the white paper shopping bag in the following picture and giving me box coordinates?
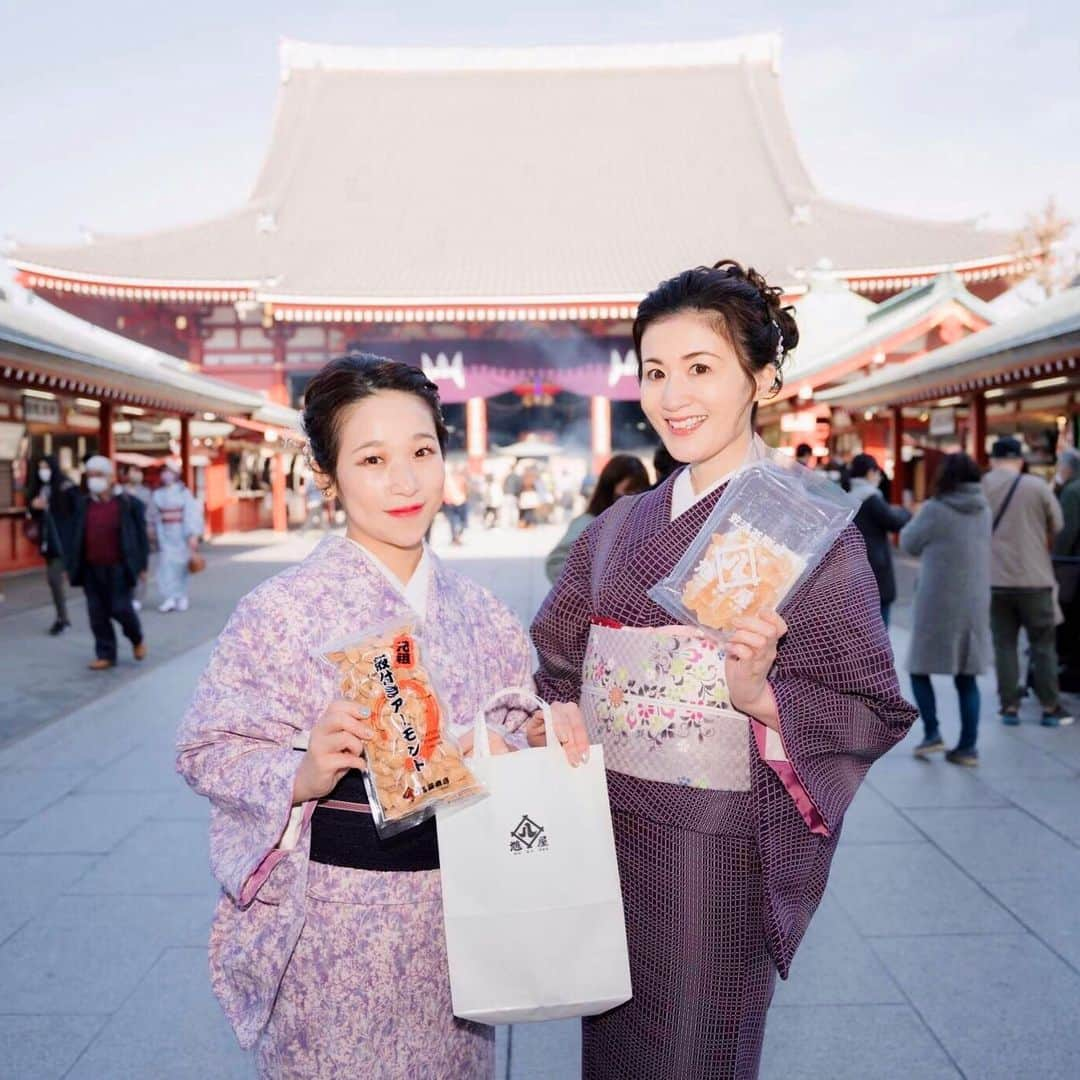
[436,691,633,1025]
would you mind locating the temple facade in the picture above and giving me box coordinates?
[9,36,1036,471]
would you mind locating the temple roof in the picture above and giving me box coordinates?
[11,36,1024,306]
[817,286,1080,408]
[0,298,298,422]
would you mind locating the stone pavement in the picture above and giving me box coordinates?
[1,522,1078,1079]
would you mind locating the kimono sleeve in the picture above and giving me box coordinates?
[531,525,596,705]
[183,490,205,539]
[175,587,307,906]
[763,525,917,836]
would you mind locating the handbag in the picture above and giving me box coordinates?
[436,690,632,1025]
[22,515,41,545]
[187,552,206,574]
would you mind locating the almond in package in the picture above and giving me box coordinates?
[322,622,485,836]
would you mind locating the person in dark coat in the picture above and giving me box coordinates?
[900,452,993,766]
[26,453,76,635]
[1053,448,1080,691]
[849,453,911,626]
[68,455,149,670]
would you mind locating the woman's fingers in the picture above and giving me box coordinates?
[727,628,769,652]
[326,750,366,772]
[550,702,590,766]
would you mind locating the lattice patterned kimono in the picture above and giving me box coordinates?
[532,470,917,1080]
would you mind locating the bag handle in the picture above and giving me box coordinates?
[992,473,1022,533]
[471,688,558,761]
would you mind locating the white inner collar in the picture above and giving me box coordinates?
[345,537,431,619]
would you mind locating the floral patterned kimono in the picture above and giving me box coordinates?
[532,467,917,1079]
[176,534,532,1078]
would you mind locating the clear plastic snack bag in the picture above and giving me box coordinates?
[318,619,486,836]
[649,458,856,635]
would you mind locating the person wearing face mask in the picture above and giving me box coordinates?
[531,261,917,1079]
[147,466,204,613]
[67,455,149,670]
[26,454,76,634]
[122,468,153,611]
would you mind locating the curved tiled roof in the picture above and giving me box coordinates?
[11,37,1019,303]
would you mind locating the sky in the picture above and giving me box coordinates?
[1,0,1078,295]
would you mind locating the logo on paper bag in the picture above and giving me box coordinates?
[509,814,548,854]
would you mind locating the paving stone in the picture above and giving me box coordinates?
[495,1024,509,1079]
[0,893,213,1013]
[873,934,1080,1079]
[827,841,1020,937]
[866,758,1008,809]
[66,819,215,897]
[760,1004,959,1080]
[66,947,253,1080]
[984,876,1080,971]
[509,1018,581,1079]
[0,1014,107,1080]
[0,853,96,944]
[977,775,1080,845]
[773,894,905,1005]
[839,783,924,845]
[77,743,190,795]
[0,791,169,854]
[0,765,94,820]
[905,806,1080,883]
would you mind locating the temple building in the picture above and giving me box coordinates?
[9,35,1037,472]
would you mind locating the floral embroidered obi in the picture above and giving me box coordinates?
[580,619,750,791]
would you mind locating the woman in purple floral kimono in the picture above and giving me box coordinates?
[530,261,918,1079]
[176,355,551,1078]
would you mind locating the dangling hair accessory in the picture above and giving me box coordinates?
[772,320,785,363]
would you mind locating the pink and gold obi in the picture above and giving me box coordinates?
[581,619,750,791]
[581,617,826,833]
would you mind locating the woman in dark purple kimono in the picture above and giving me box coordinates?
[529,261,918,1079]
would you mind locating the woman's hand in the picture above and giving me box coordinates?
[292,699,375,805]
[459,727,511,757]
[725,612,787,729]
[524,702,590,766]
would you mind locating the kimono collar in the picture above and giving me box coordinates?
[669,434,773,522]
[343,536,432,620]
[311,533,433,621]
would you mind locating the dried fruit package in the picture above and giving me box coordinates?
[649,458,856,635]
[319,620,485,836]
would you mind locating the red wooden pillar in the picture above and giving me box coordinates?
[465,397,487,475]
[98,400,115,461]
[970,391,988,467]
[890,405,905,505]
[180,415,194,490]
[270,451,287,532]
[590,395,612,476]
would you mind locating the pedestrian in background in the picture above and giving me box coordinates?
[849,453,911,626]
[983,437,1073,727]
[67,456,148,670]
[441,465,468,544]
[122,467,153,610]
[26,454,75,635]
[652,444,680,486]
[545,454,650,583]
[795,442,814,468]
[900,452,992,765]
[1052,448,1080,692]
[148,467,204,613]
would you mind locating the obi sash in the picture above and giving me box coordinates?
[580,621,750,791]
